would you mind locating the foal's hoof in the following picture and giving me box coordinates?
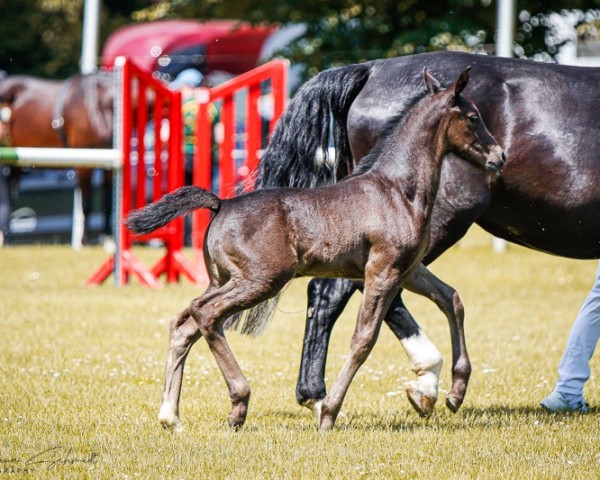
[406,382,436,418]
[445,395,463,413]
[227,409,247,430]
[319,414,336,431]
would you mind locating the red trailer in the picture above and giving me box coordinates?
[101,19,283,80]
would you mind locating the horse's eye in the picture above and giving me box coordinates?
[468,115,479,123]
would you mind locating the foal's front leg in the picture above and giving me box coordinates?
[159,308,202,432]
[320,266,400,430]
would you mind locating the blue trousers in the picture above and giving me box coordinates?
[555,261,600,397]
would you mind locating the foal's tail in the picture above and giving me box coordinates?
[254,63,372,189]
[125,186,220,235]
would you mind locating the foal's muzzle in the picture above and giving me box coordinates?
[486,146,505,173]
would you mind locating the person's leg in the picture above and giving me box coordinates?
[541,260,600,412]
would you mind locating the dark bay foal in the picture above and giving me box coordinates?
[126,67,504,430]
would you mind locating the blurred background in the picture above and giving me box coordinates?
[2,0,600,246]
[4,0,600,79]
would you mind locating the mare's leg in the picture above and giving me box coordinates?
[77,169,92,245]
[320,264,400,430]
[296,277,443,418]
[296,278,359,413]
[102,169,113,239]
[159,307,201,431]
[402,263,470,414]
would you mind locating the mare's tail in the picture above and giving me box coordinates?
[255,63,372,189]
[125,186,220,235]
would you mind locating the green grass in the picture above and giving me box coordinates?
[0,227,598,479]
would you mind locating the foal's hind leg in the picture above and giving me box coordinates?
[189,276,291,429]
[402,263,471,413]
[158,307,201,432]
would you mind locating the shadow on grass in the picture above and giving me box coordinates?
[169,403,597,434]
[253,403,598,433]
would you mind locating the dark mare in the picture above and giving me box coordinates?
[126,67,504,430]
[0,72,115,244]
[254,50,600,416]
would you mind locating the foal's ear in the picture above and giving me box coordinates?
[451,66,471,99]
[423,67,442,94]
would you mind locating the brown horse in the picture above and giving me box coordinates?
[126,68,504,430]
[0,72,115,243]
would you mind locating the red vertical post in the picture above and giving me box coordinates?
[246,83,262,177]
[270,62,287,136]
[135,80,147,210]
[152,94,163,203]
[166,91,182,283]
[192,90,213,256]
[120,61,133,255]
[219,95,235,198]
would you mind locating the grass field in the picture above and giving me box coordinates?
[1,227,598,479]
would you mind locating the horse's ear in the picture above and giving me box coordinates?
[423,67,442,94]
[451,66,471,98]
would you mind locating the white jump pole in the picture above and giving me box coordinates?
[80,0,100,75]
[73,0,103,249]
[111,57,125,286]
[492,0,515,253]
[0,148,121,168]
[0,147,122,261]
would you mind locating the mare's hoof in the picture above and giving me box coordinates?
[159,417,183,433]
[301,399,324,425]
[158,404,184,432]
[406,383,436,417]
[445,395,463,413]
[227,415,245,430]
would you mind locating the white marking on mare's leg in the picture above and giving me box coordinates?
[307,399,323,424]
[402,331,443,417]
[158,402,183,433]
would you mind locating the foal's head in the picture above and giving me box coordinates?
[424,67,505,173]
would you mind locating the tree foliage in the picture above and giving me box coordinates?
[2,0,600,78]
[146,0,600,75]
[0,0,156,77]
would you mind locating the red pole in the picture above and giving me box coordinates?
[246,83,262,178]
[193,90,213,255]
[219,95,235,198]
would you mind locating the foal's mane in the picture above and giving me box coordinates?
[350,88,429,177]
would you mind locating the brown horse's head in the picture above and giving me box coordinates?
[424,67,505,174]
